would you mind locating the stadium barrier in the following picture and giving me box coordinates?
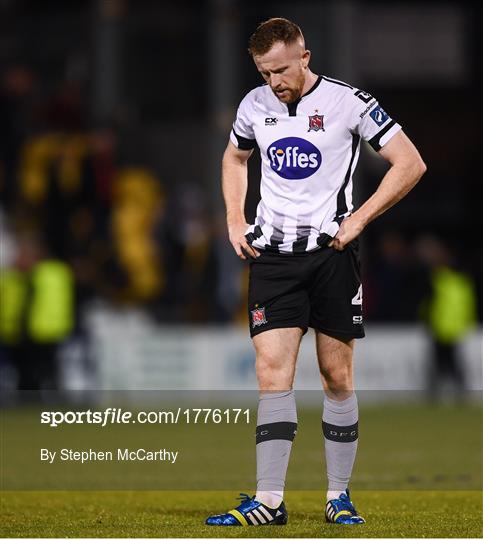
[55,305,482,399]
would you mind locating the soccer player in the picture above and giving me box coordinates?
[206,18,426,526]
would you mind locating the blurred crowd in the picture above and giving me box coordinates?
[0,64,480,397]
[0,63,245,393]
[0,64,242,320]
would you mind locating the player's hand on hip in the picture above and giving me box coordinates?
[328,215,364,251]
[228,222,260,260]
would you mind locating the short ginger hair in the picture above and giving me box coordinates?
[248,17,304,57]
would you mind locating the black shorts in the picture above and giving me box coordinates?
[247,240,365,340]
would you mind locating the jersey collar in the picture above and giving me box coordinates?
[286,74,322,117]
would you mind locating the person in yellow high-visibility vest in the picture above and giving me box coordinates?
[0,234,74,394]
[417,235,477,399]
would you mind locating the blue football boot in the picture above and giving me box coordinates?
[325,489,365,524]
[205,493,288,526]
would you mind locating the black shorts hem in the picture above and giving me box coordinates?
[250,322,309,339]
[312,325,365,341]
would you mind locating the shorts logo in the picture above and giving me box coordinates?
[251,306,267,328]
[268,137,322,180]
[369,105,389,126]
[353,315,363,325]
[308,114,325,132]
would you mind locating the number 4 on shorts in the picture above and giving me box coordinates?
[351,285,363,305]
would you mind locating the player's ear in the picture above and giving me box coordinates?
[302,49,311,69]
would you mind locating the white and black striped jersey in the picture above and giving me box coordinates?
[230,75,401,253]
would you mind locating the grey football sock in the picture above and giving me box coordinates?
[322,393,358,493]
[256,390,297,493]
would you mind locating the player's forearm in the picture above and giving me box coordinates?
[353,159,426,228]
[222,158,249,227]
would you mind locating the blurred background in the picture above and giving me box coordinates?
[0,0,481,399]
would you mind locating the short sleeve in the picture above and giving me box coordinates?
[347,88,402,151]
[230,92,256,150]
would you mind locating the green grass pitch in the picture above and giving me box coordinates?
[1,490,482,537]
[1,402,482,537]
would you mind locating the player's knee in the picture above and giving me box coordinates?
[256,352,293,390]
[322,365,353,394]
[255,349,279,372]
[257,373,293,391]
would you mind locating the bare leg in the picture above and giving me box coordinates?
[253,327,304,507]
[254,327,304,391]
[316,331,359,501]
[316,332,354,400]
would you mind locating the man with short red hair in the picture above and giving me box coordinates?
[206,17,426,527]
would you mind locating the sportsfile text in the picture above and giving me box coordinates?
[40,408,251,427]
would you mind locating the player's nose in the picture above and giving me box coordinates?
[270,74,282,88]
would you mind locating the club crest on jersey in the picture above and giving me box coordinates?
[251,306,267,328]
[267,137,322,180]
[308,114,325,132]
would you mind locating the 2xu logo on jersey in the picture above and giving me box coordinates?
[268,137,321,180]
